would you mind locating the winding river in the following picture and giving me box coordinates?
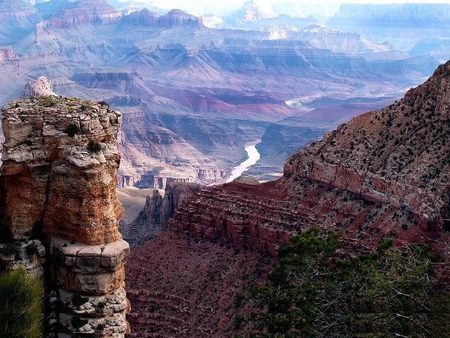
[226,140,261,183]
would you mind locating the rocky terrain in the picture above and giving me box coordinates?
[0,0,441,188]
[0,95,130,337]
[121,182,201,247]
[126,230,275,338]
[125,61,450,337]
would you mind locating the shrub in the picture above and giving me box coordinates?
[0,269,43,337]
[80,101,92,111]
[249,228,450,337]
[42,97,56,107]
[87,141,102,153]
[65,124,80,137]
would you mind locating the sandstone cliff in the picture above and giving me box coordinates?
[0,96,130,337]
[124,8,205,29]
[38,0,122,28]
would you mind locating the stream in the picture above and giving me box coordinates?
[226,140,261,183]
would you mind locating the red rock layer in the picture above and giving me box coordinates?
[125,63,450,338]
[172,179,429,256]
[125,230,274,338]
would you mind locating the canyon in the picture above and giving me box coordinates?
[0,1,449,337]
[0,0,443,190]
[0,96,130,337]
[125,61,450,337]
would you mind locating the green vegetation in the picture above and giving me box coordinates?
[87,140,102,153]
[0,269,43,337]
[41,96,56,107]
[80,100,92,111]
[246,227,450,337]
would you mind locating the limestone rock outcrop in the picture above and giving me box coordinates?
[23,76,56,97]
[0,96,130,337]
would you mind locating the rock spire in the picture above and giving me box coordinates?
[0,95,130,337]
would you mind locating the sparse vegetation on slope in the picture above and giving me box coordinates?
[244,228,450,337]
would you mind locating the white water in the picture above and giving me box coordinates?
[226,140,261,183]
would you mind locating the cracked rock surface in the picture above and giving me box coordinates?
[0,96,130,337]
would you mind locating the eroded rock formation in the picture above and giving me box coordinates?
[0,96,130,337]
[125,62,450,337]
[121,182,201,247]
[23,76,56,97]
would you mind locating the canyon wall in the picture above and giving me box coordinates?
[285,61,450,227]
[125,62,450,338]
[121,182,201,247]
[0,96,130,337]
[170,62,450,256]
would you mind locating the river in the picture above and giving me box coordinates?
[226,140,261,183]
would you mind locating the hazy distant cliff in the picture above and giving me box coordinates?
[0,1,441,190]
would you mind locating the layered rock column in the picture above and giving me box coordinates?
[0,96,130,337]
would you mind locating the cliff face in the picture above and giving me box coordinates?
[284,61,450,227]
[170,62,450,255]
[38,0,122,28]
[125,230,275,338]
[0,96,130,337]
[121,182,201,247]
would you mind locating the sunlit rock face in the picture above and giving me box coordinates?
[0,96,130,337]
[23,76,56,97]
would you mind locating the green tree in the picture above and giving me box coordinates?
[248,228,450,337]
[0,269,43,338]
